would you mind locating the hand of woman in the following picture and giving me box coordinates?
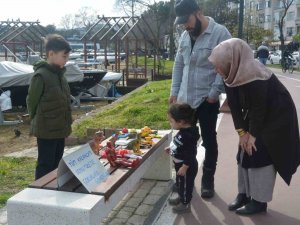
[245,134,257,156]
[239,132,249,151]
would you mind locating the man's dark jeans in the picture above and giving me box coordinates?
[196,101,219,187]
[35,138,65,180]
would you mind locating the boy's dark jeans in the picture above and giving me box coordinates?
[174,161,198,204]
[196,101,219,188]
[35,138,65,180]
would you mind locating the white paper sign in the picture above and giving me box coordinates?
[61,143,109,192]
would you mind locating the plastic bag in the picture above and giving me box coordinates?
[0,90,12,111]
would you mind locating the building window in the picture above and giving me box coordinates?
[250,1,255,11]
[259,14,265,23]
[287,11,295,21]
[265,0,271,8]
[286,27,294,36]
[257,1,265,10]
[265,15,271,22]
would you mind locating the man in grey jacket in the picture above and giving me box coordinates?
[169,0,231,199]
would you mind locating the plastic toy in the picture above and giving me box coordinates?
[141,126,152,137]
[89,130,105,155]
[131,133,143,155]
[105,141,140,168]
[141,136,154,147]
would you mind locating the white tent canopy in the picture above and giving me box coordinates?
[0,61,84,88]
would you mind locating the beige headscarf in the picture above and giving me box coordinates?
[208,38,272,87]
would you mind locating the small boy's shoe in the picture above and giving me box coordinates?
[168,196,180,205]
[172,203,191,214]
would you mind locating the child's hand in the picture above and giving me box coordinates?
[164,147,170,154]
[177,164,189,176]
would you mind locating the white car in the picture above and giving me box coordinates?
[269,52,282,64]
[292,51,299,63]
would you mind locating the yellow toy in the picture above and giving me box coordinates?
[141,126,152,137]
[141,136,154,147]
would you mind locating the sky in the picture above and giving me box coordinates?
[0,0,122,28]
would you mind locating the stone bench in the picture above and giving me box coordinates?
[7,130,172,225]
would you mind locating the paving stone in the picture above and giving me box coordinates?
[135,204,153,216]
[155,181,169,188]
[122,206,136,213]
[104,210,118,223]
[125,197,143,207]
[126,215,147,225]
[150,186,168,195]
[138,180,156,191]
[107,218,126,225]
[113,200,127,211]
[115,210,133,220]
[133,189,149,198]
[143,194,161,205]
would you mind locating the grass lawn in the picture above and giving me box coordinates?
[128,56,174,75]
[73,79,172,137]
[0,157,35,208]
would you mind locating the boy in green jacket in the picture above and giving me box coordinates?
[26,34,72,180]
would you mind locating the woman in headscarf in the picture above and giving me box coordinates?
[208,38,300,215]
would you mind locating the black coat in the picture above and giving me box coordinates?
[225,74,300,185]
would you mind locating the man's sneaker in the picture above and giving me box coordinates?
[201,187,215,198]
[172,203,191,214]
[168,196,180,205]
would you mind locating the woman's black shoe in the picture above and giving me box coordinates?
[236,199,267,215]
[228,193,250,211]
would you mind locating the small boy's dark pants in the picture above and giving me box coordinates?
[174,160,198,204]
[35,138,65,180]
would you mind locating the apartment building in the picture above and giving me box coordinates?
[247,0,300,42]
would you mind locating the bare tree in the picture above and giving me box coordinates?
[60,14,77,30]
[114,0,148,17]
[74,7,98,30]
[59,7,98,31]
[278,0,294,50]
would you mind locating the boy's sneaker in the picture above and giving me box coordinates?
[168,196,180,205]
[172,203,191,214]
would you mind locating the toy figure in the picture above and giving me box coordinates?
[105,141,140,168]
[142,136,154,147]
[141,126,152,137]
[132,133,143,155]
[89,130,105,155]
[109,132,119,147]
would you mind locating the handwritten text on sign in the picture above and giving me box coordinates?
[63,144,109,192]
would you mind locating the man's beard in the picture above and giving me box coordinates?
[188,17,202,38]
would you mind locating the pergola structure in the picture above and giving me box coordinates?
[0,19,48,62]
[80,15,159,80]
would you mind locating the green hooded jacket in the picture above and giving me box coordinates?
[26,61,72,139]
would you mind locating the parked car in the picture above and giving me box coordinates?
[269,52,282,64]
[269,50,297,65]
[292,51,300,63]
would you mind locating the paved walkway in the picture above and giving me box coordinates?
[153,71,300,225]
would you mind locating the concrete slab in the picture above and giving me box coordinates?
[7,188,104,225]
